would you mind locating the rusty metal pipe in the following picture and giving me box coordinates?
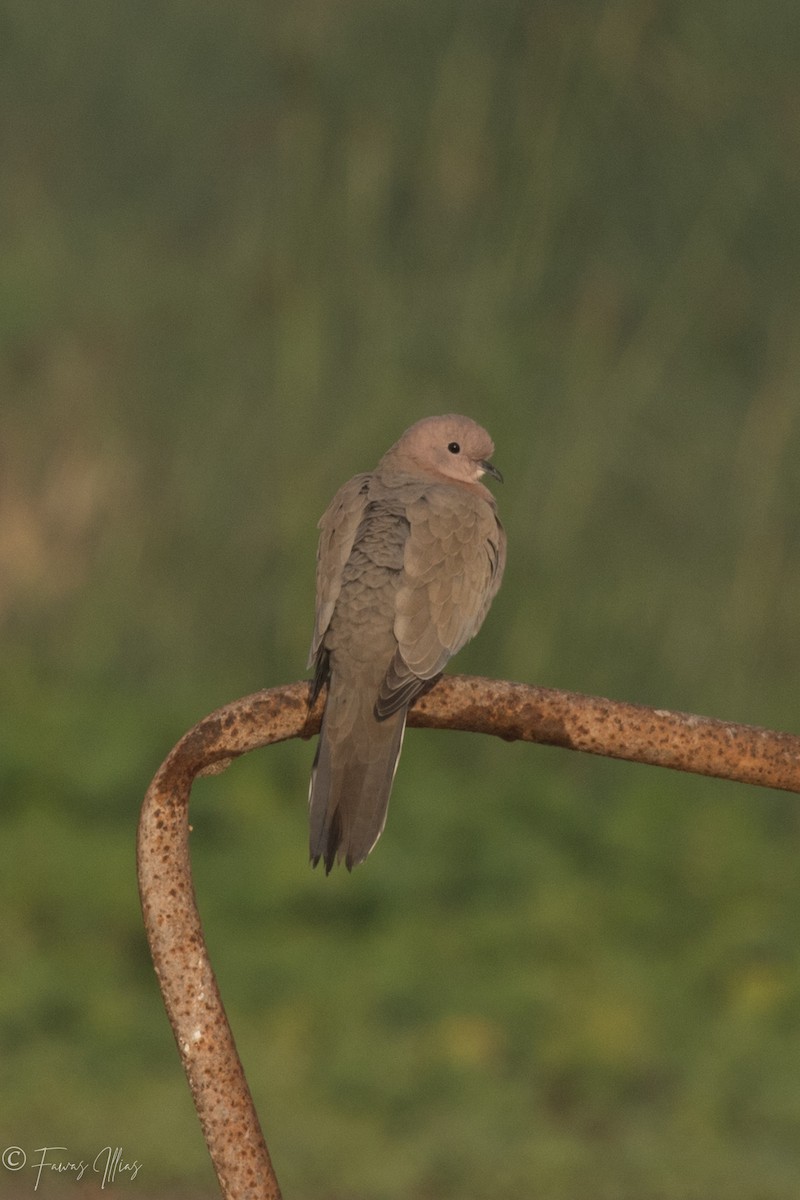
[137,676,800,1198]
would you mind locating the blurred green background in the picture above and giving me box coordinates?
[2,1,800,1197]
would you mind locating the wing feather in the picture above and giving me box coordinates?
[307,473,371,676]
[376,486,506,713]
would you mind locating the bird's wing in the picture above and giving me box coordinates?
[376,486,506,717]
[307,472,371,674]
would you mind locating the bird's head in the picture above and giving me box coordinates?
[384,413,502,488]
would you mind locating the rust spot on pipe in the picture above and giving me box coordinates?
[138,675,800,1198]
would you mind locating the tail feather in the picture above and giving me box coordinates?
[309,696,407,871]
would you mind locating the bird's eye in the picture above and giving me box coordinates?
[447,442,461,454]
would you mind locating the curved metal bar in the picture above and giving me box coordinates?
[137,686,313,1200]
[410,678,800,792]
[137,676,800,1198]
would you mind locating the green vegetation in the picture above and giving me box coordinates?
[2,2,800,1196]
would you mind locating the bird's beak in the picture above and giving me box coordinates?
[479,459,503,484]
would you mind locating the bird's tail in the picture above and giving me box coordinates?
[308,679,407,872]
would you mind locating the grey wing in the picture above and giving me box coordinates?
[376,488,506,717]
[307,472,371,672]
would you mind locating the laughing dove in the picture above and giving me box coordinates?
[307,414,506,872]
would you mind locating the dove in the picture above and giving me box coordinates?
[307,414,506,872]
